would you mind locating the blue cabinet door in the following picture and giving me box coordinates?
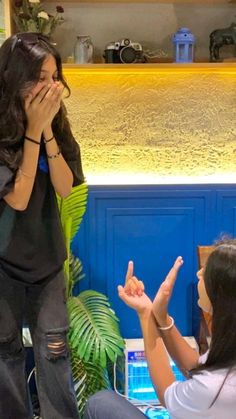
[75,184,232,338]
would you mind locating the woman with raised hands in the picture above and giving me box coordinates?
[84,239,236,419]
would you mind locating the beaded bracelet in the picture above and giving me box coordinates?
[25,136,40,145]
[158,316,174,331]
[43,135,54,144]
[47,149,61,159]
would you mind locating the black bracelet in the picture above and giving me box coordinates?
[43,135,54,144]
[25,136,40,145]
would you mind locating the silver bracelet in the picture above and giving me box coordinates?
[158,316,174,331]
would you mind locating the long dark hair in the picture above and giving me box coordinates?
[191,239,236,404]
[0,32,71,170]
[203,239,236,371]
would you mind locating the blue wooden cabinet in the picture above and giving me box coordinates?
[73,184,236,338]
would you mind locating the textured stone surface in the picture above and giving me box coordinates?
[64,67,236,183]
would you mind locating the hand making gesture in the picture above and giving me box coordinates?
[117,261,152,315]
[152,256,183,327]
[118,257,183,325]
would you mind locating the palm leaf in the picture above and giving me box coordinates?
[68,291,125,368]
[71,349,110,416]
[57,182,88,245]
[57,182,88,289]
[66,253,85,298]
[57,180,125,410]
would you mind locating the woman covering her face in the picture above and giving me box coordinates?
[0,32,84,419]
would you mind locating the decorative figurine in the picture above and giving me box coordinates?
[209,22,236,62]
[172,27,195,63]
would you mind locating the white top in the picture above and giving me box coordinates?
[164,353,236,419]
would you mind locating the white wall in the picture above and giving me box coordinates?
[0,1,5,45]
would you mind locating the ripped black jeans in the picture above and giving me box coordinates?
[0,267,80,419]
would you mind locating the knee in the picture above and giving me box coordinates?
[44,329,69,361]
[0,331,24,359]
[84,390,115,418]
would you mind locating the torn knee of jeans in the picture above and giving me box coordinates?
[45,331,68,361]
[0,332,23,358]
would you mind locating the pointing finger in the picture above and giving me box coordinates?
[125,261,134,284]
[165,256,184,287]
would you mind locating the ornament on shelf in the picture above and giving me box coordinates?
[143,46,169,63]
[74,35,94,64]
[13,0,64,37]
[172,28,195,63]
[209,22,236,62]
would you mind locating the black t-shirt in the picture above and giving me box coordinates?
[0,138,84,283]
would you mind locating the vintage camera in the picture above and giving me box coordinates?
[104,38,144,63]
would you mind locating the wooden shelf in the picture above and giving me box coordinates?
[62,62,236,74]
[45,0,235,3]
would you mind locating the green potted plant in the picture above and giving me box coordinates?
[13,0,64,37]
[57,183,125,416]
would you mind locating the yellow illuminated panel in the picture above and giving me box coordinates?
[63,64,236,184]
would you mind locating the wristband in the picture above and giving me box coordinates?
[43,135,54,144]
[158,316,174,331]
[47,149,61,159]
[25,136,40,145]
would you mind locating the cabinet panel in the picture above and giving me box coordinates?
[106,206,196,337]
[216,190,236,236]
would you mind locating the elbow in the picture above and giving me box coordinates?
[64,188,72,198]
[57,186,72,199]
[5,198,29,211]
[158,393,167,408]
[12,201,29,211]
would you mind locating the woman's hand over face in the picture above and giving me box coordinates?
[152,256,183,325]
[25,82,64,133]
[117,261,152,316]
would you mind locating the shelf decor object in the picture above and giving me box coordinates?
[172,28,196,63]
[41,1,236,4]
[74,35,94,64]
[12,0,64,37]
[210,22,236,62]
